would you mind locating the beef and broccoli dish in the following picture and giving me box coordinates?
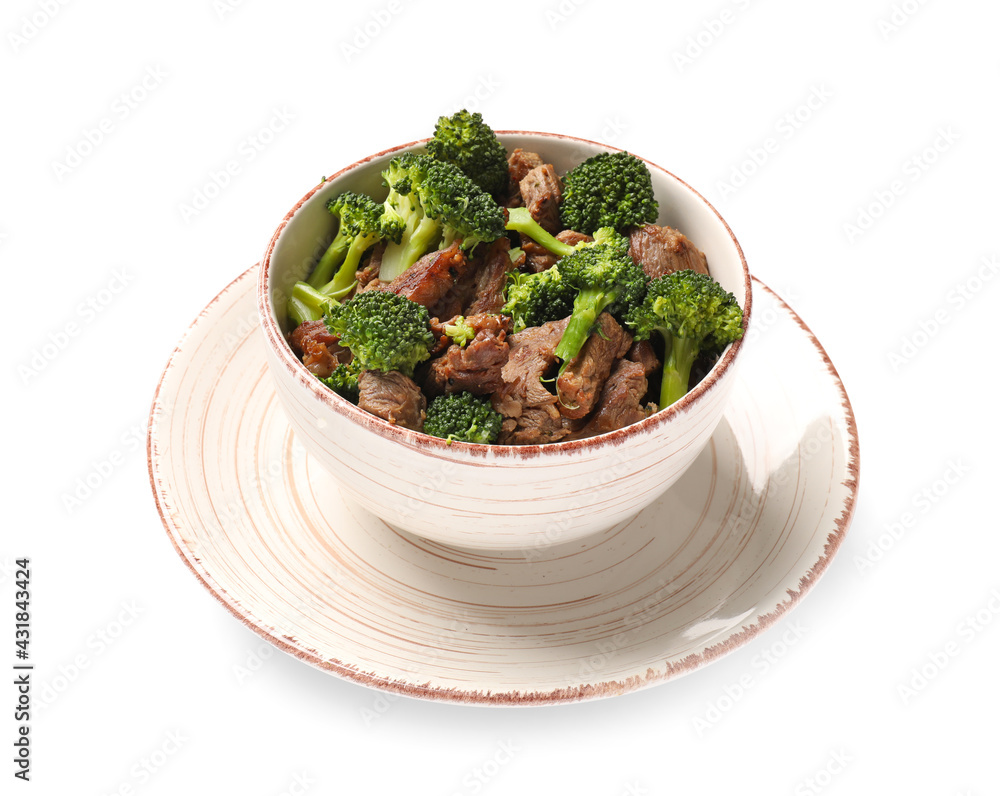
[286,110,744,446]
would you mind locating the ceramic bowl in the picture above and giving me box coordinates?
[257,132,752,550]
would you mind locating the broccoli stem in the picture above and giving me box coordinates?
[324,235,375,296]
[380,215,440,282]
[505,207,576,258]
[288,296,320,326]
[307,234,351,288]
[288,281,340,326]
[553,305,597,369]
[553,285,619,372]
[659,334,699,408]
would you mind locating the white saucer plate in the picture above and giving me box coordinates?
[148,266,859,705]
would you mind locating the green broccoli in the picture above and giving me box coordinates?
[308,191,386,293]
[551,242,648,373]
[505,206,577,258]
[287,281,341,327]
[378,153,505,282]
[442,315,476,347]
[560,151,659,234]
[317,359,363,402]
[424,391,502,444]
[285,191,388,327]
[625,270,744,409]
[505,207,630,260]
[426,109,509,198]
[501,266,576,333]
[323,290,435,377]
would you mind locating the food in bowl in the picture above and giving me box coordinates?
[283,111,744,446]
[258,120,751,548]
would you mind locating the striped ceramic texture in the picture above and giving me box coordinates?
[258,132,752,548]
[148,266,859,705]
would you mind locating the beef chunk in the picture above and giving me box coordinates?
[520,164,563,234]
[499,407,583,446]
[466,237,515,315]
[289,320,351,378]
[491,317,572,445]
[626,339,660,377]
[384,241,469,308]
[555,313,632,419]
[357,370,426,430]
[628,224,709,279]
[424,315,512,396]
[355,241,385,291]
[523,230,592,273]
[506,148,545,205]
[576,359,651,438]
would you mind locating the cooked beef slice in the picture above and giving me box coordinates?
[491,317,572,444]
[289,320,351,378]
[628,223,709,279]
[575,358,650,438]
[498,406,583,446]
[424,324,510,396]
[506,148,545,205]
[523,229,592,273]
[383,241,469,308]
[520,164,563,234]
[357,370,426,430]
[465,236,515,315]
[555,313,632,420]
[626,339,660,378]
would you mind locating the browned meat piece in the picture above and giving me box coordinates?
[456,313,512,338]
[628,224,709,279]
[520,164,563,234]
[575,359,651,438]
[466,237,515,315]
[429,262,479,320]
[491,317,572,445]
[427,316,453,356]
[383,241,469,308]
[424,315,512,395]
[555,313,632,420]
[499,407,583,446]
[626,339,660,377]
[355,242,384,291]
[289,320,351,378]
[357,370,426,430]
[523,230,592,273]
[506,148,544,205]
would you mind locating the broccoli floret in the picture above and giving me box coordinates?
[287,282,341,326]
[426,109,509,198]
[378,153,505,282]
[424,391,502,445]
[552,243,648,373]
[625,270,744,408]
[308,191,385,293]
[317,359,363,402]
[286,191,386,326]
[442,315,476,347]
[323,290,435,377]
[560,151,659,234]
[501,266,576,333]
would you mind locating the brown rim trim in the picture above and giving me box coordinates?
[149,271,859,706]
[256,131,753,460]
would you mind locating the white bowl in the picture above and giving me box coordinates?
[257,132,752,551]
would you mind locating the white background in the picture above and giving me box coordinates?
[3,0,998,793]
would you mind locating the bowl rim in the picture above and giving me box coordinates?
[257,130,753,459]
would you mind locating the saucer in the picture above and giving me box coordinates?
[147,265,859,705]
